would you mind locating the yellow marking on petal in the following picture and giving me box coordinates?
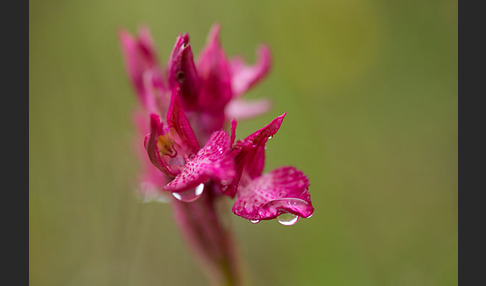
[157,134,176,157]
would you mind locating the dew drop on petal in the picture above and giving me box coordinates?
[172,183,205,202]
[285,198,309,207]
[250,219,260,224]
[277,213,299,226]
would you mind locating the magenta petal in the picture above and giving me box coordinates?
[118,28,165,108]
[244,112,286,145]
[225,98,272,120]
[225,113,287,198]
[230,45,272,97]
[165,130,236,193]
[142,70,169,115]
[240,112,286,179]
[168,34,200,111]
[133,111,170,201]
[145,113,178,177]
[232,166,314,221]
[197,24,232,113]
[167,91,200,154]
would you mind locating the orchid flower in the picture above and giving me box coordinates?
[119,24,314,286]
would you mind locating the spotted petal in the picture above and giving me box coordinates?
[165,130,236,193]
[230,45,271,97]
[232,166,314,221]
[168,33,200,111]
[225,113,286,197]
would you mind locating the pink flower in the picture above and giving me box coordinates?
[228,114,314,223]
[119,23,314,285]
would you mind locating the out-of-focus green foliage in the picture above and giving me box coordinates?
[30,0,457,285]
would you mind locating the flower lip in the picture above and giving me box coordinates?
[232,166,314,221]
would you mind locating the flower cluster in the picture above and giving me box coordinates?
[119,24,314,224]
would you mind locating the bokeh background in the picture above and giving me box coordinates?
[30,0,457,285]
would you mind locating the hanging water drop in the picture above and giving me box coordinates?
[172,183,205,202]
[277,213,299,226]
[250,219,260,224]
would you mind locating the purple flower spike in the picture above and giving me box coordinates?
[232,166,313,221]
[120,24,314,286]
[165,130,236,193]
[168,34,200,111]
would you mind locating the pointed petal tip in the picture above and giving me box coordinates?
[208,23,222,43]
[149,113,161,128]
[118,29,134,44]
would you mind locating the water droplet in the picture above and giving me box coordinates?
[250,219,260,224]
[277,213,299,226]
[268,136,273,140]
[172,183,205,202]
[285,198,309,207]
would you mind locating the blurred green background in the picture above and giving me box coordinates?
[30,0,457,285]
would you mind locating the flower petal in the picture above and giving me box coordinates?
[168,33,200,111]
[142,70,169,115]
[167,90,200,155]
[232,166,314,221]
[133,111,171,202]
[144,113,179,177]
[225,113,286,197]
[165,130,236,193]
[197,24,232,113]
[118,27,165,108]
[243,112,286,147]
[225,98,272,120]
[230,45,272,97]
